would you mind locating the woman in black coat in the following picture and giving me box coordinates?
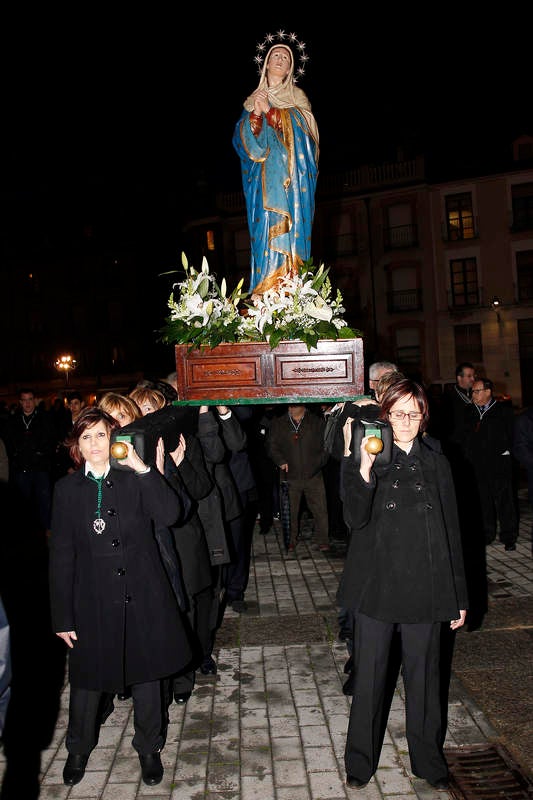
[337,379,467,792]
[49,407,191,788]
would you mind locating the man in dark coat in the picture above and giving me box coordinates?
[5,388,57,532]
[437,362,487,630]
[464,378,518,550]
[268,404,329,552]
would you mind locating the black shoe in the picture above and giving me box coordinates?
[139,752,163,786]
[344,656,354,674]
[63,753,88,786]
[428,778,450,792]
[117,688,132,700]
[230,599,248,613]
[505,543,516,551]
[200,655,217,675]
[414,773,449,790]
[427,777,449,790]
[342,672,355,696]
[174,691,192,704]
[346,775,368,788]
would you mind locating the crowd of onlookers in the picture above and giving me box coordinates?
[0,361,531,791]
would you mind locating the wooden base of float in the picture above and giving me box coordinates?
[174,339,365,404]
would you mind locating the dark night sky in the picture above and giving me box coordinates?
[1,13,531,381]
[2,14,532,283]
[5,14,532,194]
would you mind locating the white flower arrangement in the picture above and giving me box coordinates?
[160,253,361,351]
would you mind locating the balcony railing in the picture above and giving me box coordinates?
[383,224,419,250]
[387,289,423,313]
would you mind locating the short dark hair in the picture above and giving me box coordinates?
[379,378,430,432]
[66,406,118,469]
[456,362,475,378]
[474,378,493,393]
[67,391,83,403]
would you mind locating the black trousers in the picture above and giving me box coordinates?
[171,585,213,696]
[223,491,258,602]
[66,680,166,756]
[345,612,448,784]
[474,468,518,545]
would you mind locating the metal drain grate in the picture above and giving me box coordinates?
[445,744,533,800]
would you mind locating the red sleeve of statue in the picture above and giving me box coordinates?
[250,112,263,136]
[266,107,282,132]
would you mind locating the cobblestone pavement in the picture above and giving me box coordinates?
[1,501,532,799]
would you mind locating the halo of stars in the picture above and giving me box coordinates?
[254,30,309,83]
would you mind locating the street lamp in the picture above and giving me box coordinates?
[491,296,502,323]
[54,353,77,384]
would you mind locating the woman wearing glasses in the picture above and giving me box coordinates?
[337,378,467,792]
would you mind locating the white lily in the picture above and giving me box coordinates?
[304,303,333,322]
[303,297,333,322]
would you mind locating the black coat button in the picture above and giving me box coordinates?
[112,539,120,547]
[107,508,116,516]
[117,568,125,576]
[125,595,132,603]
[386,501,396,510]
[415,482,423,491]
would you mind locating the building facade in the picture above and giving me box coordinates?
[181,137,533,407]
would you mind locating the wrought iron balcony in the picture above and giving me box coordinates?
[387,288,423,313]
[383,223,419,250]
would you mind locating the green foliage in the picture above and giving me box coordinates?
[159,254,363,351]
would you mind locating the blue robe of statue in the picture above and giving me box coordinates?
[233,106,319,294]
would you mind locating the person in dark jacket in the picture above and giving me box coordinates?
[268,404,329,552]
[5,388,57,532]
[337,378,467,792]
[162,429,214,704]
[196,406,235,653]
[123,393,215,704]
[49,407,191,788]
[464,378,518,550]
[435,363,487,631]
[210,405,258,613]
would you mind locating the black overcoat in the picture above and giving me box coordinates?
[464,400,515,478]
[168,434,213,597]
[337,436,468,622]
[49,467,192,692]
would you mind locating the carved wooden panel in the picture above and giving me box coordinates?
[174,339,364,403]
